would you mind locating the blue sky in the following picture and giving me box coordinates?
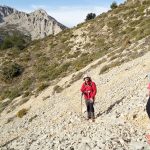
[0,0,125,27]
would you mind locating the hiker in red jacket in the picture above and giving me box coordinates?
[80,74,97,121]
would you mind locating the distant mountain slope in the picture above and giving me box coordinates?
[0,6,67,40]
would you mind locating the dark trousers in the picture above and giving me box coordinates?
[146,97,150,118]
[85,100,95,118]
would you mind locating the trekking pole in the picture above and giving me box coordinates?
[81,93,83,121]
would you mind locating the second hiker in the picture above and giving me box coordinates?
[146,73,150,118]
[80,74,97,122]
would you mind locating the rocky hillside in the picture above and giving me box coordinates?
[1,0,150,105]
[0,6,67,40]
[0,40,150,149]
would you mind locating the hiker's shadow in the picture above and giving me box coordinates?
[95,97,125,118]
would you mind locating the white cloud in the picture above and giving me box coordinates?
[20,5,109,27]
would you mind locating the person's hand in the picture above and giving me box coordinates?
[82,92,85,95]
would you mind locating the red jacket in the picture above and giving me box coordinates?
[148,83,150,90]
[80,80,97,100]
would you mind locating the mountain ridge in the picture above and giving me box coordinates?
[0,5,67,40]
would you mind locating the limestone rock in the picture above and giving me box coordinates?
[0,6,67,40]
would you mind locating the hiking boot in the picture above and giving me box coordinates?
[87,112,91,120]
[92,118,95,122]
[87,116,91,120]
[91,112,95,122]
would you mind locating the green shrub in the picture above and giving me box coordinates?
[90,58,107,69]
[135,21,150,40]
[109,60,121,68]
[36,60,71,82]
[23,91,30,98]
[22,78,33,91]
[100,59,123,75]
[83,43,91,49]
[53,85,63,94]
[109,55,118,61]
[124,27,135,34]
[110,1,118,9]
[129,30,139,39]
[16,108,28,118]
[142,0,150,5]
[129,51,145,60]
[37,83,49,92]
[73,54,93,71]
[36,63,57,81]
[107,51,116,58]
[0,33,30,50]
[113,4,126,14]
[107,18,122,29]
[14,37,26,50]
[29,115,38,122]
[1,37,13,49]
[1,88,22,101]
[123,9,136,19]
[129,19,142,27]
[67,51,81,58]
[76,22,85,29]
[70,72,84,84]
[50,62,71,79]
[9,88,22,100]
[61,36,68,43]
[1,63,24,80]
[95,38,105,47]
[20,52,31,62]
[91,47,109,60]
[60,62,71,74]
[85,13,96,21]
[129,25,150,41]
[99,65,109,74]
[0,100,11,113]
[138,18,150,28]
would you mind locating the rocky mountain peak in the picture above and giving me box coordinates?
[30,8,54,21]
[33,9,48,15]
[0,5,16,17]
[0,6,67,39]
[0,5,17,22]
